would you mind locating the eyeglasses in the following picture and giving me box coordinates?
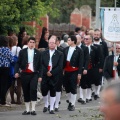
[84,38,89,40]
[116,48,120,49]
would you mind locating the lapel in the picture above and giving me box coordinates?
[71,46,77,60]
[52,50,57,66]
[90,45,93,55]
[33,49,37,63]
[25,48,28,63]
[117,55,120,62]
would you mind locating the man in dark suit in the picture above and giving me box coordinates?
[104,44,120,81]
[63,35,83,111]
[93,30,105,100]
[81,35,101,104]
[15,37,42,115]
[76,35,89,103]
[54,37,64,112]
[41,36,63,114]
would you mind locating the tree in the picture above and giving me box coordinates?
[117,0,120,7]
[0,0,59,35]
[49,0,115,23]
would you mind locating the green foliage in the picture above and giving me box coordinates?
[117,0,120,7]
[0,0,59,35]
[49,0,115,23]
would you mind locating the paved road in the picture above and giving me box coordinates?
[0,92,103,120]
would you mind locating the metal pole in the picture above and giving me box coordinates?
[114,0,117,79]
[115,0,117,9]
[95,0,101,28]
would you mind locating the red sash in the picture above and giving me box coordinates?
[88,62,92,70]
[48,66,51,71]
[112,70,118,79]
[64,61,78,72]
[22,64,33,73]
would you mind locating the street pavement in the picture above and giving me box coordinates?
[0,91,103,120]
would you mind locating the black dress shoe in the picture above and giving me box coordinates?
[78,98,83,103]
[86,99,89,103]
[31,111,37,115]
[55,108,59,112]
[22,111,31,115]
[49,110,55,114]
[66,100,69,103]
[67,103,72,110]
[68,105,75,111]
[94,95,99,100]
[89,99,92,101]
[43,107,48,113]
[48,105,50,110]
[81,101,86,105]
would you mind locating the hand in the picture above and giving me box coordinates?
[38,78,42,82]
[47,71,52,77]
[114,62,118,66]
[77,74,81,84]
[99,69,103,73]
[83,70,87,75]
[15,73,19,78]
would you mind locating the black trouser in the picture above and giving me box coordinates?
[92,68,101,86]
[55,73,63,92]
[41,76,57,97]
[21,72,38,102]
[0,67,10,105]
[64,71,78,94]
[80,69,94,89]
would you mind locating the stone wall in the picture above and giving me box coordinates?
[70,5,92,29]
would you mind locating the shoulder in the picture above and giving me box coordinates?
[76,46,82,51]
[55,50,63,55]
[106,55,113,60]
[63,46,69,51]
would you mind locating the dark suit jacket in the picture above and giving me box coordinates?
[100,40,109,60]
[103,55,120,80]
[93,44,104,69]
[41,49,64,86]
[89,45,98,68]
[63,46,84,74]
[15,48,42,78]
[57,46,63,52]
[81,44,89,70]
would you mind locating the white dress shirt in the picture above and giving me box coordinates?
[27,48,34,72]
[67,46,76,61]
[49,50,55,71]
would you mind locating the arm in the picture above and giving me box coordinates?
[78,49,84,74]
[104,42,109,58]
[38,52,42,78]
[103,57,111,80]
[84,47,89,70]
[50,53,64,76]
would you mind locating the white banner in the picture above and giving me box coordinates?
[104,8,120,42]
